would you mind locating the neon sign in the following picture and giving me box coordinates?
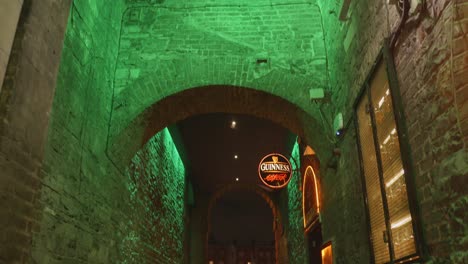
[303,165,320,229]
[258,153,292,189]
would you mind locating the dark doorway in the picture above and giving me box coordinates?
[208,190,275,264]
[307,225,323,264]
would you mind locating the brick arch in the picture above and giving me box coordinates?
[109,1,330,168]
[206,183,284,262]
[111,57,325,137]
[107,85,332,171]
[112,1,327,141]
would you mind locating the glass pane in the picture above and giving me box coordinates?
[370,63,416,260]
[321,244,333,264]
[357,95,390,264]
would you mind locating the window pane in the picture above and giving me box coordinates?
[321,244,333,264]
[370,63,416,260]
[357,95,390,264]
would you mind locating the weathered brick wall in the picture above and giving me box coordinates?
[123,128,186,263]
[397,2,467,261]
[29,0,133,262]
[0,1,330,263]
[26,0,190,261]
[1,0,465,263]
[319,125,371,263]
[109,85,333,178]
[285,141,308,263]
[109,0,332,163]
[0,1,72,262]
[277,141,308,263]
[318,0,468,262]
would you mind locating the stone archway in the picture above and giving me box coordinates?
[0,1,334,262]
[206,183,286,263]
[111,0,329,147]
[107,85,333,173]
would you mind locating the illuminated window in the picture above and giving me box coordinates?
[321,242,332,264]
[355,52,422,263]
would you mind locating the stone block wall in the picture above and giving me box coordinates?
[123,128,186,263]
[0,1,72,262]
[398,2,467,261]
[1,0,466,263]
[319,125,371,263]
[25,0,187,263]
[277,141,308,264]
[28,0,132,262]
[0,1,329,262]
[285,141,308,264]
[318,0,468,262]
[110,0,330,151]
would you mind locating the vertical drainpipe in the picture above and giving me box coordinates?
[0,0,23,91]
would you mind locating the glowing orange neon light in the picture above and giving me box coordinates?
[312,167,320,213]
[302,165,321,228]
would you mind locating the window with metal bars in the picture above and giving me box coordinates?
[355,47,423,264]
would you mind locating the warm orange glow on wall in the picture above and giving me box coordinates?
[321,243,333,264]
[302,167,308,228]
[302,165,320,228]
[312,167,320,213]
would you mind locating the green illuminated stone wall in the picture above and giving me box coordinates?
[109,0,330,162]
[29,0,136,262]
[286,141,308,263]
[278,141,308,264]
[4,1,328,262]
[29,0,188,261]
[123,128,186,263]
[1,0,465,263]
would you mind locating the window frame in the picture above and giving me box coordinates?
[353,42,425,264]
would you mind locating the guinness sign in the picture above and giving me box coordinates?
[258,153,292,189]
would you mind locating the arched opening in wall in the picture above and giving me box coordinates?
[12,0,331,261]
[177,112,293,263]
[114,86,330,263]
[208,189,276,264]
[300,152,326,264]
[107,85,331,171]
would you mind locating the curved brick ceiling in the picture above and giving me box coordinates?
[108,85,332,171]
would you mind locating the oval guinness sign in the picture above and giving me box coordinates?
[258,153,292,189]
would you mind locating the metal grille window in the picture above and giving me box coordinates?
[355,48,423,264]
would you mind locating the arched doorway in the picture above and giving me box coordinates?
[109,88,328,263]
[208,188,277,264]
[107,85,332,173]
[32,84,331,263]
[175,112,297,263]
